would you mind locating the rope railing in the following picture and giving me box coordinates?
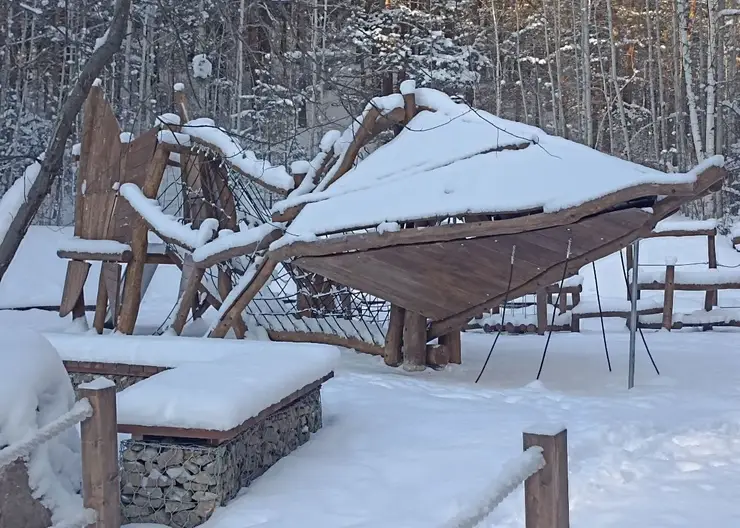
[446,446,546,528]
[0,398,93,471]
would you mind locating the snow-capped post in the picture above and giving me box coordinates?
[662,258,677,331]
[523,427,569,528]
[0,0,132,284]
[79,378,120,528]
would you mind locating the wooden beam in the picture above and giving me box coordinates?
[93,270,108,334]
[706,233,718,310]
[171,261,205,335]
[662,264,675,331]
[267,330,383,356]
[57,249,132,262]
[648,229,717,238]
[193,227,282,269]
[209,258,277,338]
[523,428,569,528]
[402,311,427,372]
[536,289,548,336]
[218,267,246,338]
[117,146,169,334]
[60,260,92,317]
[426,344,449,369]
[80,383,121,528]
[102,262,121,323]
[384,304,406,367]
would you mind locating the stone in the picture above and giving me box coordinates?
[193,472,217,485]
[123,461,146,474]
[192,491,219,502]
[182,461,200,474]
[138,487,163,499]
[122,449,140,461]
[123,504,151,518]
[165,487,192,502]
[139,447,159,462]
[0,460,52,528]
[157,448,184,468]
[165,501,197,513]
[194,500,218,519]
[166,467,187,479]
[182,482,209,492]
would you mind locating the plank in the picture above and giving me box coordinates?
[60,260,92,317]
[57,249,132,262]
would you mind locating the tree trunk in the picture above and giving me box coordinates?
[0,0,132,283]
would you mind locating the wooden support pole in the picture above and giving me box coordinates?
[706,234,718,310]
[425,344,449,369]
[93,271,109,334]
[438,330,462,365]
[402,311,427,372]
[662,263,675,331]
[536,290,548,336]
[79,383,120,528]
[384,304,406,367]
[570,315,580,333]
[523,428,569,528]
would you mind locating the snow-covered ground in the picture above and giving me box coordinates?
[2,226,740,526]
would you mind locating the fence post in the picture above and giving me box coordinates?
[662,262,676,331]
[523,428,569,528]
[79,380,120,528]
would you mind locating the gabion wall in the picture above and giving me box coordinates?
[120,388,323,527]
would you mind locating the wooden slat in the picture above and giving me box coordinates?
[209,258,277,338]
[648,229,716,238]
[171,257,205,335]
[93,269,108,334]
[57,249,132,262]
[118,373,333,443]
[60,260,92,317]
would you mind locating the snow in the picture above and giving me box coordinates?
[653,215,717,233]
[291,160,312,175]
[156,130,191,147]
[174,82,185,92]
[0,329,85,525]
[71,143,81,156]
[481,304,571,327]
[77,376,115,390]
[377,221,401,234]
[119,183,218,250]
[640,307,740,326]
[57,237,131,256]
[5,228,740,526]
[154,113,181,128]
[270,88,724,241]
[523,423,567,436]
[93,28,109,52]
[319,130,341,153]
[0,159,40,246]
[192,223,279,264]
[571,297,662,315]
[400,79,417,95]
[181,118,294,192]
[192,54,213,79]
[636,268,740,286]
[119,132,134,143]
[92,78,102,87]
[665,255,678,266]
[116,343,339,431]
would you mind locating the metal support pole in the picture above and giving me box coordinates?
[628,240,640,389]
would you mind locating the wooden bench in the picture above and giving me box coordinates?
[115,343,338,528]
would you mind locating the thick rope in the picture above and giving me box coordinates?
[445,447,545,528]
[537,238,573,380]
[475,245,517,384]
[0,399,93,472]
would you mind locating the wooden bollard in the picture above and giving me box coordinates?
[523,428,569,528]
[662,260,676,331]
[79,379,120,528]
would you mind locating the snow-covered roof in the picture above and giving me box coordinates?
[272,88,724,241]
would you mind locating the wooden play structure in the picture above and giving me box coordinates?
[57,80,727,370]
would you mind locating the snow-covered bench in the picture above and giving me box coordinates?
[116,341,339,528]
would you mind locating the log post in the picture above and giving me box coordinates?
[402,311,427,372]
[384,304,406,367]
[706,233,717,310]
[662,262,676,331]
[79,381,120,528]
[536,289,548,336]
[93,271,109,334]
[570,314,580,333]
[523,428,569,528]
[438,330,462,365]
